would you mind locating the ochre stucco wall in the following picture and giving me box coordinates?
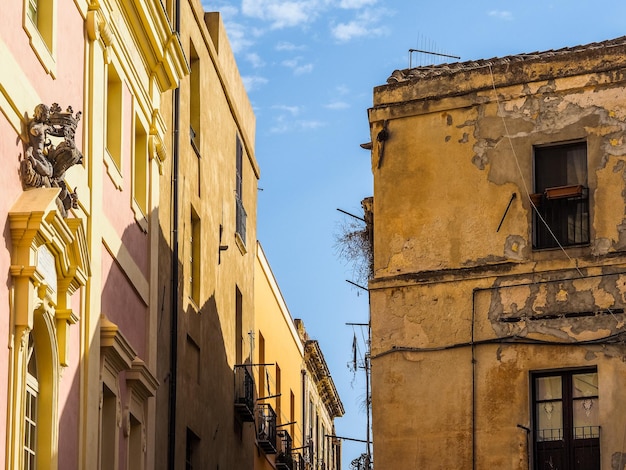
[369,41,626,469]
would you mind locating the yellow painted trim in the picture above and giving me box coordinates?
[0,38,40,135]
[22,0,57,77]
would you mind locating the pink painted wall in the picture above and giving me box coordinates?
[1,0,87,467]
[0,105,25,469]
[101,248,147,359]
[102,82,150,279]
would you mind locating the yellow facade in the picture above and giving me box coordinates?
[368,38,626,469]
[154,3,262,469]
[255,242,344,470]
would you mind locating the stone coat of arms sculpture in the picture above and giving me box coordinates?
[20,103,83,217]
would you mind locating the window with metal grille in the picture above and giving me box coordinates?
[533,142,589,249]
[533,368,599,470]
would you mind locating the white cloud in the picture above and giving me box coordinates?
[270,120,325,133]
[223,21,255,54]
[339,0,377,8]
[325,101,350,110]
[331,9,387,42]
[272,104,301,116]
[242,75,269,92]
[294,63,313,75]
[281,57,314,75]
[242,0,320,29]
[488,10,513,20]
[269,113,326,133]
[246,52,265,68]
[276,41,306,51]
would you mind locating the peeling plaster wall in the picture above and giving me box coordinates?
[369,44,626,470]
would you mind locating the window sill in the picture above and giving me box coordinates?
[131,200,148,233]
[24,17,56,78]
[235,232,247,255]
[104,148,124,190]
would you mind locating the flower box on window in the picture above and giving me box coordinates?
[544,184,584,200]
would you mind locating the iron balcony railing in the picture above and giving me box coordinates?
[256,403,277,454]
[291,452,304,470]
[276,430,294,470]
[533,186,589,249]
[535,426,600,470]
[234,365,254,422]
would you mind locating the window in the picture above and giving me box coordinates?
[235,135,246,244]
[235,287,243,364]
[133,116,149,222]
[189,43,200,156]
[258,332,265,396]
[185,428,200,470]
[189,207,200,304]
[106,65,123,172]
[99,384,117,470]
[24,335,38,470]
[275,364,281,423]
[533,142,589,249]
[23,0,56,74]
[128,414,143,470]
[533,368,599,470]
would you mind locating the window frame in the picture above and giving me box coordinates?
[104,63,124,188]
[189,206,201,305]
[531,367,600,470]
[23,0,57,76]
[131,113,150,230]
[532,141,590,250]
[235,135,247,248]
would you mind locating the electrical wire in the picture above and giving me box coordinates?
[371,330,626,361]
[487,64,621,324]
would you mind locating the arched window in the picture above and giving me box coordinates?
[24,334,39,470]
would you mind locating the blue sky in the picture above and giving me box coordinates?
[202,0,626,466]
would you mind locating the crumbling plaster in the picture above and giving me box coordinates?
[372,70,626,276]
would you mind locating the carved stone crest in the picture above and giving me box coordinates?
[20,103,83,217]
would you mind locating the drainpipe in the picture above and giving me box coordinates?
[471,288,477,470]
[167,1,181,469]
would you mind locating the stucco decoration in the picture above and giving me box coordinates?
[20,103,83,217]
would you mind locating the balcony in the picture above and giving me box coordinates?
[291,452,304,470]
[256,403,277,454]
[234,365,255,422]
[276,430,293,470]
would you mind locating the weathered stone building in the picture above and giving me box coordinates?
[366,37,626,469]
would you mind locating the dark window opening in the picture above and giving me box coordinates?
[532,368,599,470]
[235,135,246,243]
[185,428,200,470]
[533,142,589,249]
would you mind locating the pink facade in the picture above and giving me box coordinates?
[0,0,183,467]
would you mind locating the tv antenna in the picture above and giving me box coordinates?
[409,35,460,68]
[409,49,461,68]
